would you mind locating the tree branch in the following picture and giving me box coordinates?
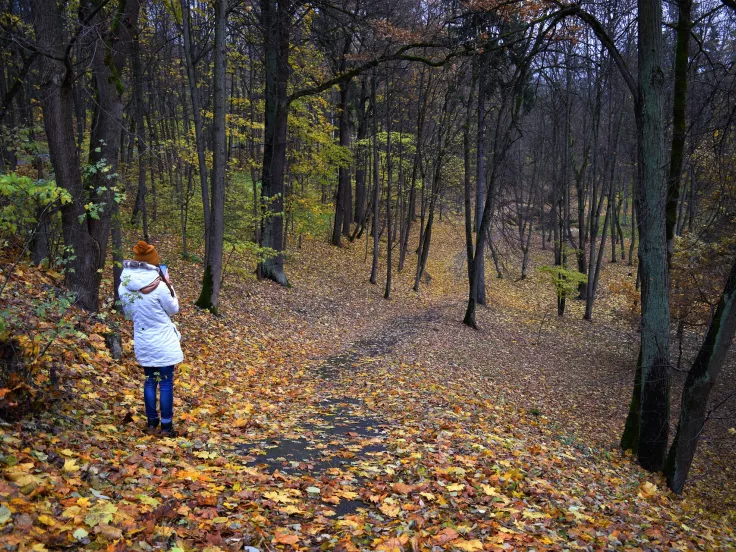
[287,43,456,103]
[551,3,638,102]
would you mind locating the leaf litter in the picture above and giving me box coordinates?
[0,225,734,550]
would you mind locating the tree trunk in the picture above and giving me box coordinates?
[666,0,692,262]
[179,0,210,255]
[628,189,637,266]
[73,69,86,153]
[463,74,476,293]
[475,67,486,305]
[31,0,138,312]
[332,81,350,246]
[196,0,227,312]
[414,81,451,294]
[399,68,428,272]
[616,196,626,261]
[259,0,291,286]
[370,70,380,285]
[413,194,436,292]
[384,76,392,299]
[130,11,149,241]
[574,152,589,299]
[610,182,618,263]
[463,173,493,329]
[632,0,671,472]
[354,77,368,226]
[664,256,736,493]
[621,347,643,452]
[585,183,612,320]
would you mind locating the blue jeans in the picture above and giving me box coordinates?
[143,366,174,424]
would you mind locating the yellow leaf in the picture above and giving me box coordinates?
[446,483,465,492]
[522,509,548,520]
[639,482,657,498]
[37,514,56,526]
[454,539,484,551]
[337,518,361,530]
[62,506,82,519]
[263,491,294,504]
[194,451,218,460]
[376,536,408,552]
[154,525,175,538]
[481,484,500,496]
[278,505,305,515]
[378,502,400,518]
[88,334,107,351]
[63,458,80,472]
[137,494,160,507]
[84,502,117,527]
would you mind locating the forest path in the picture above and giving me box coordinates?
[223,285,735,550]
[236,307,446,517]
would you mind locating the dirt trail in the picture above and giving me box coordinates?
[236,308,445,516]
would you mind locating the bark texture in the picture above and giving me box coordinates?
[634,0,671,472]
[259,0,291,286]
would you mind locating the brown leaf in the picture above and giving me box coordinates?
[274,532,299,546]
[432,527,459,545]
[94,524,123,541]
[392,482,415,495]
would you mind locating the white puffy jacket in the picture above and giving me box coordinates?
[118,260,184,368]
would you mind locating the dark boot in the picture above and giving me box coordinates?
[161,422,177,437]
[146,418,160,434]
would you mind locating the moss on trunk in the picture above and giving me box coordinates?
[196,263,218,314]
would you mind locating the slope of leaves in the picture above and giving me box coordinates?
[0,224,734,550]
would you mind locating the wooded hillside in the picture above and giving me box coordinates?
[1,0,735,549]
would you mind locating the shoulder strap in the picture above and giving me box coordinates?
[138,278,161,294]
[158,267,176,297]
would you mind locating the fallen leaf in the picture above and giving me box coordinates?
[63,458,80,472]
[454,539,484,551]
[379,502,400,517]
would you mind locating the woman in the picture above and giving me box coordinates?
[118,241,183,436]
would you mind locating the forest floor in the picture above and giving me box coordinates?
[1,219,735,551]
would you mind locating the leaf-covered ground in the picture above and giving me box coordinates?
[1,222,735,550]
